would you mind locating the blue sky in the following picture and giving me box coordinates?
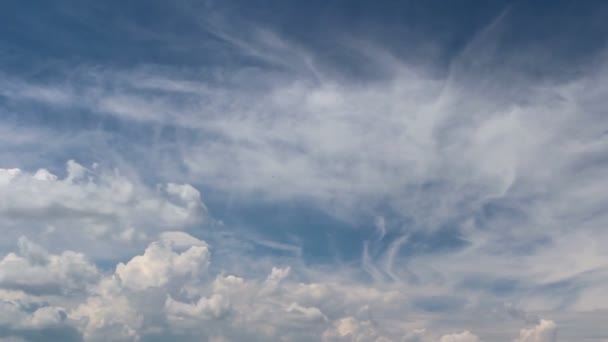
[1,1,608,341]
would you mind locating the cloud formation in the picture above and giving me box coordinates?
[1,1,607,340]
[439,331,480,342]
[0,232,560,341]
[515,320,557,342]
[0,161,206,257]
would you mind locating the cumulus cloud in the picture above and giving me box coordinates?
[0,232,568,341]
[515,320,557,342]
[0,233,405,341]
[0,160,206,257]
[322,317,391,342]
[0,300,67,329]
[70,277,144,341]
[0,237,99,295]
[439,331,481,342]
[0,288,81,341]
[70,233,359,341]
[115,232,209,291]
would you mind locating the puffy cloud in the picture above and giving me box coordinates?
[285,302,327,323]
[71,233,210,340]
[0,232,574,341]
[70,277,143,341]
[0,237,99,295]
[166,293,232,321]
[0,294,80,341]
[515,320,557,342]
[322,317,389,342]
[0,300,67,329]
[0,238,133,341]
[115,232,209,291]
[0,161,206,258]
[439,331,481,342]
[0,169,21,186]
[50,232,413,341]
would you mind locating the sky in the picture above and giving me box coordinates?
[0,0,608,341]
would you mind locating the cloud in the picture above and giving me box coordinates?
[0,233,404,341]
[515,320,557,342]
[0,160,206,258]
[0,290,81,341]
[115,232,209,291]
[0,300,67,330]
[322,317,389,342]
[0,232,570,341]
[0,237,99,295]
[439,331,481,342]
[69,232,409,341]
[0,3,607,340]
[71,277,143,341]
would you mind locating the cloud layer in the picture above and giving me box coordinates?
[1,1,608,341]
[0,231,561,341]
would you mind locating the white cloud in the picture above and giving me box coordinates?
[439,331,481,342]
[166,293,232,321]
[0,232,409,341]
[0,293,77,341]
[0,230,577,341]
[0,160,206,258]
[0,237,99,295]
[70,278,143,342]
[0,300,64,329]
[115,232,209,291]
[322,317,390,342]
[0,169,21,185]
[285,302,327,322]
[515,320,557,342]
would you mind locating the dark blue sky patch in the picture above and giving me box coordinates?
[5,0,605,81]
[200,193,371,265]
